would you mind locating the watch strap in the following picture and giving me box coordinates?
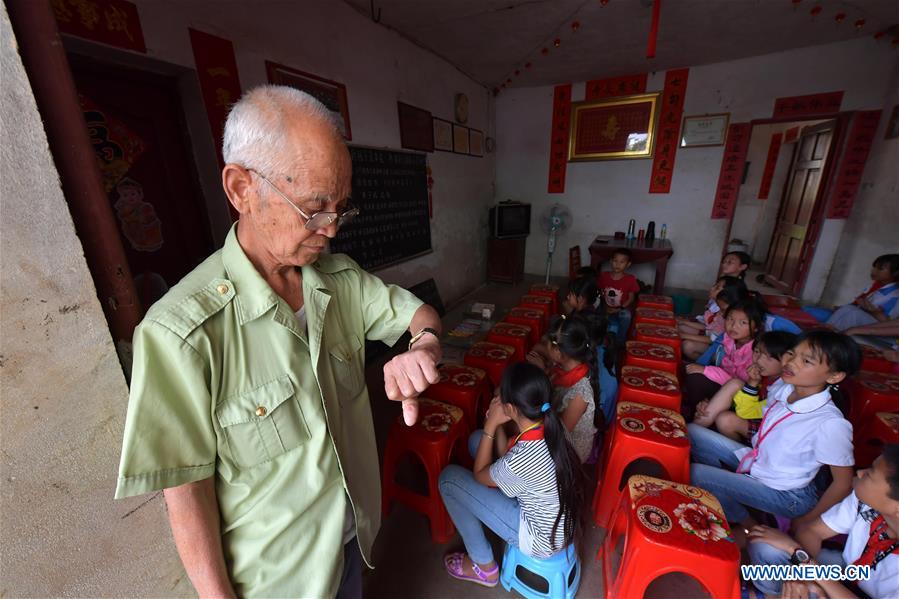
[408,327,439,351]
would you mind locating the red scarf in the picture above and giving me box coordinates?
[852,515,899,570]
[551,363,589,388]
[855,280,886,303]
[506,423,544,452]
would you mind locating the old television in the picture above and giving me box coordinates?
[489,201,531,239]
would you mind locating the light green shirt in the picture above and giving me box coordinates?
[115,225,422,597]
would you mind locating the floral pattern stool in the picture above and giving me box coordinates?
[624,340,679,377]
[381,398,468,543]
[528,283,560,315]
[486,322,533,363]
[634,323,682,361]
[855,412,899,469]
[618,365,682,411]
[846,370,899,426]
[518,294,553,327]
[426,364,491,431]
[504,307,545,345]
[636,294,674,310]
[859,345,896,374]
[592,402,690,529]
[598,475,740,599]
[464,341,516,387]
[635,307,676,327]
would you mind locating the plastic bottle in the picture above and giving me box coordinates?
[660,223,667,240]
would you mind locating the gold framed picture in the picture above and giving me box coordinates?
[568,92,660,161]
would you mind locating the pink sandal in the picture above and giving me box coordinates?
[444,552,499,587]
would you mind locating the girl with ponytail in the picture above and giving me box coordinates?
[439,362,585,588]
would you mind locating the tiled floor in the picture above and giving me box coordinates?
[362,275,717,598]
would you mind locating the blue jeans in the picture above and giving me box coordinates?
[747,541,844,596]
[688,424,819,523]
[439,431,520,564]
[608,309,631,344]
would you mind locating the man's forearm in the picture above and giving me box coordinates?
[408,304,442,359]
[164,478,235,598]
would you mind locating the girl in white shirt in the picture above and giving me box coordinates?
[687,331,860,537]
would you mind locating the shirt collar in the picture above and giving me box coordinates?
[222,224,338,326]
[772,380,833,414]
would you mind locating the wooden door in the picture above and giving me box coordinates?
[68,56,214,314]
[763,121,835,293]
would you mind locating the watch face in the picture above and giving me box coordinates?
[791,549,810,564]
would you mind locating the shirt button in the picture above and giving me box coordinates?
[216,284,229,295]
[255,406,267,417]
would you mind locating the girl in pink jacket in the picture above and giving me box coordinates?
[682,299,764,421]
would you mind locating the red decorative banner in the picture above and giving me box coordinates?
[757,133,783,199]
[585,73,648,100]
[547,84,572,194]
[649,68,689,194]
[52,0,146,53]
[190,29,242,220]
[710,123,752,219]
[826,110,882,219]
[772,91,843,119]
[783,125,800,144]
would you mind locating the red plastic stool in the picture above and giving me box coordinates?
[598,475,740,599]
[637,294,673,310]
[381,398,468,543]
[426,364,492,430]
[634,323,682,361]
[592,402,690,528]
[846,370,899,426]
[529,284,560,315]
[519,295,553,326]
[624,341,679,377]
[504,307,545,345]
[760,294,801,309]
[854,412,899,469]
[860,345,895,374]
[486,322,532,362]
[768,306,820,329]
[635,307,676,327]
[464,342,516,387]
[618,366,682,411]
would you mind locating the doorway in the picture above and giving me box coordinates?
[67,54,215,314]
[725,115,845,297]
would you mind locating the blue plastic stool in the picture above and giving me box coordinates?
[500,543,581,599]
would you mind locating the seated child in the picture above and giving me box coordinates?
[746,444,899,599]
[562,272,599,316]
[439,363,584,587]
[682,298,763,421]
[825,254,899,330]
[692,330,798,438]
[528,314,600,462]
[598,249,641,344]
[721,250,751,280]
[678,275,748,360]
[688,331,859,536]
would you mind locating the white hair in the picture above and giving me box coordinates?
[222,84,342,176]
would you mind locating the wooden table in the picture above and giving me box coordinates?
[589,236,674,294]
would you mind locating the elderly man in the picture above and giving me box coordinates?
[115,86,442,598]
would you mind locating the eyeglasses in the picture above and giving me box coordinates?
[250,169,359,231]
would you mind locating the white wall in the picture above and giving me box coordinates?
[132,0,496,305]
[822,61,899,306]
[495,37,897,297]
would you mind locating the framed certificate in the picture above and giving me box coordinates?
[680,113,730,147]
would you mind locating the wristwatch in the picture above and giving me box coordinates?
[789,548,810,565]
[408,327,439,351]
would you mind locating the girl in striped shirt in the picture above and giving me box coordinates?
[439,362,585,587]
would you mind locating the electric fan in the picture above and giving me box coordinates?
[539,203,572,284]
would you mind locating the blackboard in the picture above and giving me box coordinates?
[330,146,431,271]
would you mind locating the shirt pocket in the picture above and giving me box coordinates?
[215,375,310,469]
[328,333,365,399]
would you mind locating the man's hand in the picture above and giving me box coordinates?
[782,581,815,599]
[685,363,705,375]
[747,525,800,554]
[383,337,441,426]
